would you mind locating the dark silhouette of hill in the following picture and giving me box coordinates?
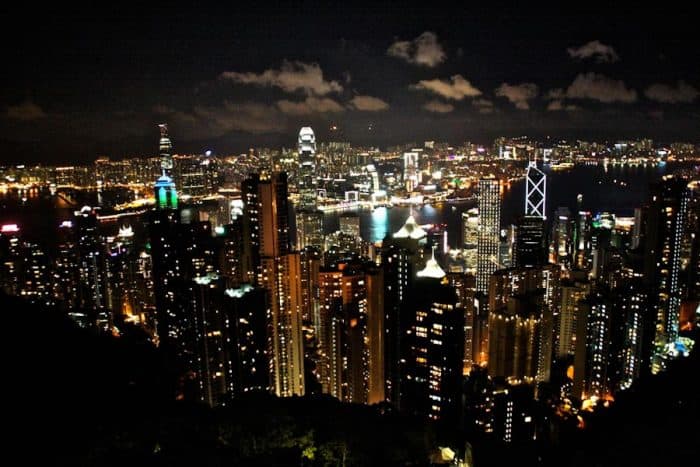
[5,292,697,466]
[4,293,433,465]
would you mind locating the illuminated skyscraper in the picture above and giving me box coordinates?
[525,160,546,219]
[487,268,545,384]
[158,123,173,177]
[75,206,110,330]
[403,151,420,192]
[644,176,690,372]
[297,127,317,209]
[514,216,546,268]
[551,207,573,267]
[573,292,612,400]
[254,172,305,397]
[296,127,324,250]
[404,266,464,423]
[476,178,501,294]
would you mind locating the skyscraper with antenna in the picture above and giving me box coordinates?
[525,157,546,219]
[158,123,173,178]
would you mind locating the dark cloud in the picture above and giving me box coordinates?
[154,102,287,139]
[387,32,446,67]
[567,40,620,63]
[423,100,454,113]
[563,73,637,103]
[220,61,342,96]
[547,100,580,111]
[348,95,390,111]
[276,97,345,115]
[495,83,538,110]
[5,101,47,121]
[645,81,699,103]
[411,75,481,100]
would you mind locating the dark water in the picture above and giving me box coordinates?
[324,162,687,247]
[0,162,692,249]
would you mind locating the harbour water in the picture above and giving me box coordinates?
[323,162,691,247]
[1,162,694,249]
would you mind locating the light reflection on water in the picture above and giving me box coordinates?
[324,162,680,248]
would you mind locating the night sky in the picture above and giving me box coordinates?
[1,3,698,163]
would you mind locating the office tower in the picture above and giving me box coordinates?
[75,206,109,330]
[644,176,689,372]
[158,123,173,178]
[297,127,317,209]
[176,155,207,197]
[296,128,324,251]
[477,178,501,293]
[462,207,480,246]
[255,173,305,397]
[202,151,220,195]
[525,159,546,218]
[574,209,593,269]
[403,151,420,192]
[296,210,324,250]
[404,260,464,423]
[514,216,546,268]
[155,173,178,210]
[499,225,515,269]
[551,207,573,267]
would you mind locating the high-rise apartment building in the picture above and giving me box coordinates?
[476,178,501,293]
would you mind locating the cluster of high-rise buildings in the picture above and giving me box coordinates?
[1,126,698,446]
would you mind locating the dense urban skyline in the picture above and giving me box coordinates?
[1,4,698,163]
[2,5,698,466]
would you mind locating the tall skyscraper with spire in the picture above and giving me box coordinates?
[477,177,501,293]
[515,158,547,268]
[296,127,324,250]
[297,127,317,209]
[154,123,177,209]
[159,123,173,177]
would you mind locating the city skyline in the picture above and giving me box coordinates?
[2,5,698,465]
[1,4,698,164]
